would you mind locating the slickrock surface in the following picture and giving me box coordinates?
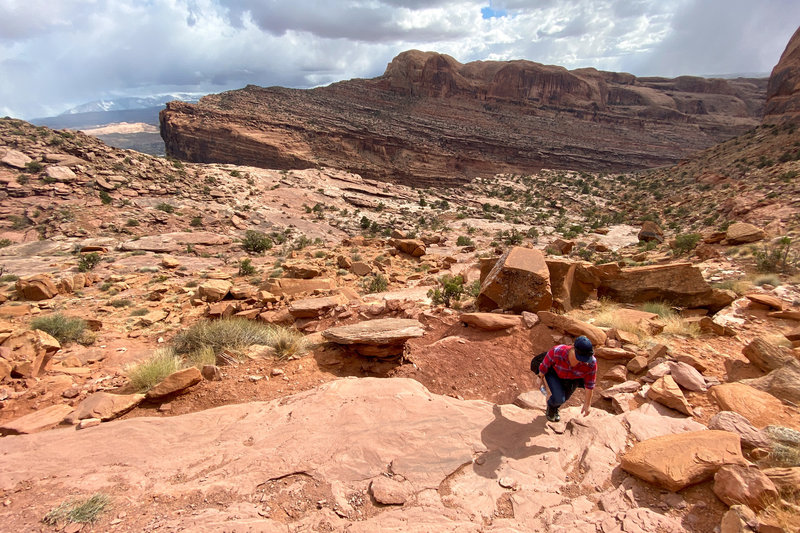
[160,51,765,187]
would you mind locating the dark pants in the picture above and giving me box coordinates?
[544,369,585,409]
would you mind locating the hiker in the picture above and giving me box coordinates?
[533,336,597,422]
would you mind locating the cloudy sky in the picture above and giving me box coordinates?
[1,0,798,119]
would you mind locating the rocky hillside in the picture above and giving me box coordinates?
[764,26,800,124]
[160,51,766,187]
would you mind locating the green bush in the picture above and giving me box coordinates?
[24,160,43,173]
[673,233,702,255]
[155,202,175,213]
[0,238,12,248]
[754,237,795,273]
[99,190,112,205]
[43,493,111,526]
[242,230,273,253]
[125,348,182,392]
[456,235,474,247]
[173,318,308,360]
[30,313,87,344]
[360,216,371,229]
[109,298,131,308]
[77,252,102,272]
[428,275,465,307]
[640,301,674,318]
[363,273,388,293]
[238,258,257,276]
[125,218,139,227]
[129,308,149,316]
[190,216,203,227]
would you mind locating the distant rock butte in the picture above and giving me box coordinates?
[160,50,766,187]
[764,26,800,124]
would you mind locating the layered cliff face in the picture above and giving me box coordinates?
[764,26,800,124]
[161,50,767,187]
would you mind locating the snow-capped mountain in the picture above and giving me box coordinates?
[61,93,203,115]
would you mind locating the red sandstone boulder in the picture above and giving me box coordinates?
[477,247,552,313]
[460,312,520,331]
[713,465,779,510]
[545,259,601,312]
[725,222,766,244]
[15,274,58,301]
[637,221,664,243]
[537,311,607,347]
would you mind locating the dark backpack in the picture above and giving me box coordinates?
[530,351,547,375]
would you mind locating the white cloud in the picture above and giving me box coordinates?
[0,0,797,119]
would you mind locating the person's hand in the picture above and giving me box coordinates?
[581,404,591,416]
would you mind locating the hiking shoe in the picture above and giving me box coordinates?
[546,405,561,422]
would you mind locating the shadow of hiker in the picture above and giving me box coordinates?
[474,404,558,479]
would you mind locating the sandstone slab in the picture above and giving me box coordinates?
[713,465,779,510]
[742,337,794,372]
[0,404,73,436]
[460,312,520,331]
[15,274,58,301]
[545,259,601,312]
[289,294,348,318]
[709,411,771,450]
[537,311,606,347]
[120,232,232,252]
[146,367,202,399]
[67,392,145,421]
[322,319,424,356]
[1,149,32,169]
[620,430,746,492]
[726,222,766,244]
[263,278,336,298]
[646,375,693,416]
[742,359,800,404]
[1,329,61,378]
[710,383,785,428]
[668,361,707,392]
[198,279,232,302]
[745,293,784,310]
[622,402,706,442]
[477,247,552,313]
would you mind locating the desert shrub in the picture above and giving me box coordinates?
[360,216,371,229]
[155,202,175,213]
[24,160,43,173]
[125,218,139,227]
[43,493,111,526]
[640,302,673,318]
[230,169,241,177]
[754,274,782,287]
[661,315,701,338]
[467,279,482,298]
[109,298,131,308]
[268,327,310,360]
[99,190,112,205]
[173,318,275,355]
[1,274,19,282]
[673,232,701,255]
[242,230,273,253]
[428,275,465,307]
[184,346,217,368]
[9,215,29,229]
[713,279,753,295]
[238,258,257,276]
[30,313,87,345]
[456,235,474,246]
[0,238,12,248]
[190,216,203,227]
[590,301,646,342]
[77,252,102,272]
[754,237,795,273]
[362,273,388,293]
[125,348,182,392]
[129,308,149,316]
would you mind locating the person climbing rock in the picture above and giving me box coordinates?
[535,336,597,422]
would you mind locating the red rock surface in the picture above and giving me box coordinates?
[160,51,766,187]
[764,26,800,124]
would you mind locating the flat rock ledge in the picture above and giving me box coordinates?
[322,318,424,358]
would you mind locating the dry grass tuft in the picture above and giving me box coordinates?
[124,347,182,392]
[43,493,111,526]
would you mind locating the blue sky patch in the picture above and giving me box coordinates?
[481,6,507,19]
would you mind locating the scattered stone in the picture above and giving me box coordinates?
[460,312,520,331]
[673,353,708,373]
[710,383,785,428]
[604,365,628,382]
[1,149,32,168]
[708,412,771,450]
[45,165,77,183]
[595,346,634,360]
[146,367,203,399]
[600,380,641,399]
[350,262,373,276]
[67,392,145,421]
[713,465,779,510]
[545,259,601,311]
[161,256,181,269]
[289,294,348,318]
[742,337,793,372]
[369,477,411,505]
[477,246,552,313]
[646,375,693,416]
[2,329,61,378]
[622,402,706,441]
[322,318,424,357]
[726,222,766,244]
[521,311,539,328]
[644,362,671,382]
[392,238,426,257]
[0,404,73,436]
[201,365,222,381]
[668,361,707,392]
[537,311,607,347]
[283,263,322,279]
[762,467,800,494]
[138,309,169,326]
[720,505,759,533]
[627,356,649,374]
[77,418,102,430]
[648,343,668,359]
[620,430,746,491]
[498,477,518,489]
[514,389,547,411]
[263,278,336,298]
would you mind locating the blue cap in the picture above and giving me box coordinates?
[574,336,594,363]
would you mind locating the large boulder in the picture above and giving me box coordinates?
[15,274,59,301]
[742,359,800,404]
[668,361,707,392]
[597,263,734,312]
[289,294,348,318]
[66,392,145,422]
[762,467,800,494]
[197,279,232,302]
[1,330,61,378]
[764,26,800,124]
[537,311,607,347]
[637,221,664,243]
[742,336,794,372]
[263,278,336,298]
[620,430,746,492]
[392,239,426,257]
[725,222,766,244]
[709,383,785,428]
[545,259,601,312]
[713,465,779,510]
[621,402,706,442]
[0,404,73,436]
[477,247,552,313]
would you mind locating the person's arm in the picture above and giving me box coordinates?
[581,388,593,416]
[538,348,554,388]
